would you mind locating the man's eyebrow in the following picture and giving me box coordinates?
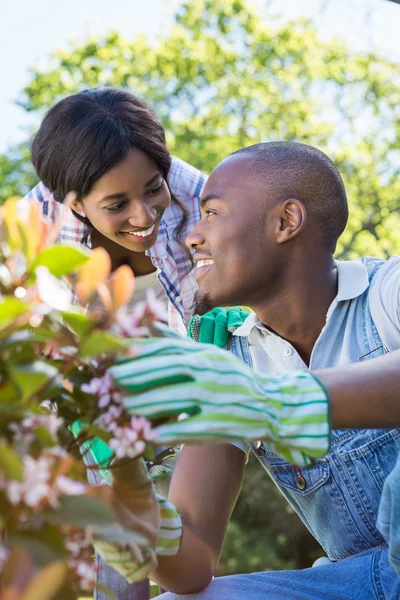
[200,194,224,209]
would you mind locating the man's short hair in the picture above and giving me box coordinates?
[232,142,349,253]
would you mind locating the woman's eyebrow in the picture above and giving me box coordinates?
[98,192,128,204]
[98,173,162,204]
[145,172,163,188]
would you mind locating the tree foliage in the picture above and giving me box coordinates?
[2,0,400,258]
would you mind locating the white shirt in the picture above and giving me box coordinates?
[233,257,400,375]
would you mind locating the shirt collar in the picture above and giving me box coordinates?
[334,259,369,301]
[233,259,369,338]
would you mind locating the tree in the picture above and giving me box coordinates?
[2,0,400,258]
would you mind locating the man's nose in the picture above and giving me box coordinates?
[185,225,205,250]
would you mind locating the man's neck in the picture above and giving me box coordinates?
[252,256,338,366]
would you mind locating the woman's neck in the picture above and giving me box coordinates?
[90,230,156,276]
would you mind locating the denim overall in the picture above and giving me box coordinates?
[158,260,400,599]
[229,261,400,562]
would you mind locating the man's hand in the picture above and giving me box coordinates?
[188,307,249,347]
[110,337,330,466]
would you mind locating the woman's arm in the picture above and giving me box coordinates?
[151,443,246,594]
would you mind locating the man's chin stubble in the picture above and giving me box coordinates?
[193,292,216,316]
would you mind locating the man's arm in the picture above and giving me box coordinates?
[151,443,245,594]
[316,348,400,430]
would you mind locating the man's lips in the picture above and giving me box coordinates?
[194,257,214,281]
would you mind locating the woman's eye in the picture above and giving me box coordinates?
[147,182,164,196]
[205,209,217,216]
[105,202,125,213]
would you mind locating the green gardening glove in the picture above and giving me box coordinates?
[188,307,250,348]
[109,336,331,467]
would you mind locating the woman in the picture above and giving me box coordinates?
[27,87,207,332]
[25,87,207,600]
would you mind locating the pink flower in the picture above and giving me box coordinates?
[82,372,122,409]
[7,455,56,508]
[107,416,155,459]
[55,476,87,496]
[6,455,87,509]
[115,288,168,338]
[0,544,9,570]
[9,414,63,443]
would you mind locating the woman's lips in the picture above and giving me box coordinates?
[121,221,156,241]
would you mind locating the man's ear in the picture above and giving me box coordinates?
[275,199,307,244]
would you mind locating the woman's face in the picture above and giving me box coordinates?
[74,148,171,252]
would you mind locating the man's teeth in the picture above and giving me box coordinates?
[125,223,155,237]
[196,259,214,268]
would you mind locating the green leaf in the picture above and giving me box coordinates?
[0,379,19,403]
[32,245,90,277]
[6,526,67,566]
[96,584,117,600]
[0,440,24,481]
[9,361,58,402]
[61,311,93,338]
[35,425,57,448]
[79,330,128,358]
[46,494,118,528]
[0,297,27,331]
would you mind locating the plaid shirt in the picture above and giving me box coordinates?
[24,156,207,332]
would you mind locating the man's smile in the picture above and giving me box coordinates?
[194,257,214,281]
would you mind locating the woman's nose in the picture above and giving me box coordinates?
[127,202,157,228]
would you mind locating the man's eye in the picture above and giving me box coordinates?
[205,209,217,216]
[105,202,125,213]
[147,182,164,196]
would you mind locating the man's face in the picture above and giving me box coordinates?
[186,155,280,313]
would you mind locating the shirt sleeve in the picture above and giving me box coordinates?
[370,257,400,349]
[22,181,59,222]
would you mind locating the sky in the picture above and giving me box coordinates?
[1,0,399,153]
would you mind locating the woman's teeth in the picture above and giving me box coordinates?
[196,259,214,268]
[125,223,155,238]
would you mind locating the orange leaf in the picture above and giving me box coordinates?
[76,247,111,304]
[0,585,22,600]
[109,265,135,310]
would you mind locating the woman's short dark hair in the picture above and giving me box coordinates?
[32,87,190,257]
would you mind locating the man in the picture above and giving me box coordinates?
[120,142,400,599]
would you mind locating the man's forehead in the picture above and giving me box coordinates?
[205,154,256,193]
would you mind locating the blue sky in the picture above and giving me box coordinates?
[1,0,399,153]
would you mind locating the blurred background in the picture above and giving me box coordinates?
[1,0,399,576]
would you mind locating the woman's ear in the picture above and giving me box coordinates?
[275,199,307,244]
[70,197,85,217]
